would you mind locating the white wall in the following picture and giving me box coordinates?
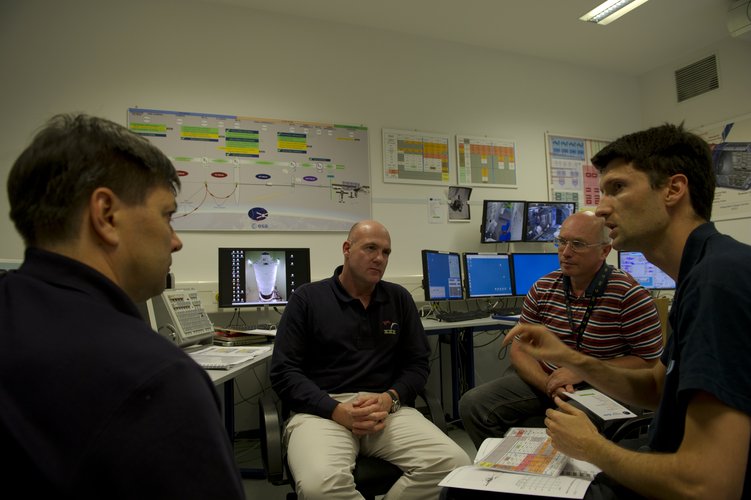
[0,0,644,306]
[639,37,751,244]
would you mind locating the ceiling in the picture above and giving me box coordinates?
[199,0,738,76]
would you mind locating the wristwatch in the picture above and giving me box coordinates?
[387,389,401,414]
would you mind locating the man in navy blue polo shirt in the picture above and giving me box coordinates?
[271,220,470,499]
[0,114,245,499]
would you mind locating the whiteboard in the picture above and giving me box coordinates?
[127,108,371,231]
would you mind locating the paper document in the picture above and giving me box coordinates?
[439,466,593,499]
[563,388,636,421]
[439,429,601,498]
[188,345,271,370]
[474,427,567,477]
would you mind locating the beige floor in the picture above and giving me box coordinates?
[240,425,476,499]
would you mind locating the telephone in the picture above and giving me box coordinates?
[148,288,215,347]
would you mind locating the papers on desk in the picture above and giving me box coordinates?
[439,428,601,498]
[188,345,271,370]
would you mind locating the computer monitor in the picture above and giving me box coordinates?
[0,259,22,271]
[480,200,525,243]
[618,251,676,290]
[217,248,311,308]
[462,252,514,299]
[523,201,577,242]
[510,252,560,296]
[421,250,464,301]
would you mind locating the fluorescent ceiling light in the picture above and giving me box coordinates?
[579,0,650,25]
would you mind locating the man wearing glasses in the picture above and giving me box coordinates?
[459,210,663,449]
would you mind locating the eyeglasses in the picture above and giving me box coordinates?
[554,237,606,252]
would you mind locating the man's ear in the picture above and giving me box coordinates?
[664,174,689,207]
[89,187,120,246]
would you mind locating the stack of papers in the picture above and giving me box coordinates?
[475,427,568,476]
[188,345,271,370]
[439,427,601,499]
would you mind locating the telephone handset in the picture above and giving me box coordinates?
[149,288,215,347]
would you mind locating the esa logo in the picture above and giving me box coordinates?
[248,207,268,221]
[248,207,270,229]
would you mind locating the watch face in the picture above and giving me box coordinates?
[388,392,400,413]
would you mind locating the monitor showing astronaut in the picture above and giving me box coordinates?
[217,248,311,308]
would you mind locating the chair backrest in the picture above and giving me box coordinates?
[653,296,671,341]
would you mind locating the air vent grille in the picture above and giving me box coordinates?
[675,55,719,102]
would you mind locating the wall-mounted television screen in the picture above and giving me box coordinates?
[618,251,676,290]
[462,252,514,298]
[421,250,464,301]
[480,200,525,243]
[217,248,311,308]
[510,252,560,296]
[523,201,577,242]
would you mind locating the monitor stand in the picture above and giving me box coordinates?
[256,304,276,329]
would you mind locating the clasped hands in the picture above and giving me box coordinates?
[332,392,391,436]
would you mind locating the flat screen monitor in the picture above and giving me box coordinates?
[523,201,577,242]
[0,259,22,271]
[462,252,514,298]
[480,200,525,243]
[421,250,464,301]
[510,252,560,296]
[618,251,675,290]
[217,248,311,308]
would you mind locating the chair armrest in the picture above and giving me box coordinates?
[416,387,447,434]
[609,414,653,443]
[258,392,285,485]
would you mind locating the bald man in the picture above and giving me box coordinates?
[270,220,471,499]
[459,211,664,449]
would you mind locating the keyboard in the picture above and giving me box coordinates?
[492,306,522,316]
[434,310,490,322]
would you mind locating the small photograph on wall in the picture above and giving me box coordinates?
[448,186,472,222]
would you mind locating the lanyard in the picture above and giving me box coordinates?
[564,264,612,350]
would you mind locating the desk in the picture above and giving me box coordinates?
[422,317,518,421]
[207,347,272,478]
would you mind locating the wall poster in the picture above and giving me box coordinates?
[382,128,451,186]
[456,135,517,188]
[127,108,371,231]
[693,113,751,222]
[545,133,611,210]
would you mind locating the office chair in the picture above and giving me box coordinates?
[259,388,447,500]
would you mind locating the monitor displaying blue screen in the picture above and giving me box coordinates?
[510,252,560,296]
[523,201,577,242]
[618,251,676,290]
[463,252,514,298]
[481,200,526,243]
[421,250,464,301]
